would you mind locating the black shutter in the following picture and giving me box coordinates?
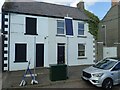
[25,17,37,35]
[15,44,27,62]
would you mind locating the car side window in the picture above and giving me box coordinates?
[112,62,120,71]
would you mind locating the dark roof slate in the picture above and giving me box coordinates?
[2,2,89,20]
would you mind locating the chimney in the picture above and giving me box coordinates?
[111,0,119,6]
[77,0,84,11]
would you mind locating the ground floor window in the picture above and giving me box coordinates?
[14,44,27,62]
[78,44,85,57]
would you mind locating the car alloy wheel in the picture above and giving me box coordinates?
[102,79,113,90]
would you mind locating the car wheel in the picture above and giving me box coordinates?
[102,78,113,90]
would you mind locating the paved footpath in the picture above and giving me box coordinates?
[2,65,120,90]
[42,78,120,89]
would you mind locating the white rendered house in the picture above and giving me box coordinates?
[2,1,95,71]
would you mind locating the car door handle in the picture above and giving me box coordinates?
[111,73,114,75]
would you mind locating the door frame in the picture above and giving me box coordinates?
[57,43,65,64]
[36,43,44,67]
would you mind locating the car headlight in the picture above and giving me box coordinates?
[92,73,104,77]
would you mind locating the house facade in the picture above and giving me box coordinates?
[98,0,120,60]
[2,2,95,71]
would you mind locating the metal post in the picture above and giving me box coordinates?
[34,36,36,80]
[104,25,107,46]
[66,36,69,78]
[67,37,69,65]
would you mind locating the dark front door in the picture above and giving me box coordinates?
[57,43,65,64]
[36,44,44,67]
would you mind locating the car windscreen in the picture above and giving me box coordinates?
[93,59,117,70]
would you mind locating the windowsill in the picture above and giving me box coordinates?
[24,33,38,35]
[56,34,66,37]
[78,56,87,59]
[77,35,87,38]
[14,61,28,63]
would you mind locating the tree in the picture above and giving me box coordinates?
[84,10,100,40]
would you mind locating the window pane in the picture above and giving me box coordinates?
[78,51,85,56]
[15,44,27,62]
[78,23,84,35]
[57,21,64,27]
[26,17,37,35]
[57,28,64,34]
[78,23,84,29]
[57,20,64,34]
[80,44,85,50]
[78,44,85,56]
[78,30,84,35]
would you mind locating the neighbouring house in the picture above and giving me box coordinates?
[98,0,120,60]
[1,1,95,71]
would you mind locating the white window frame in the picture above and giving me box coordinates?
[78,43,86,59]
[57,20,65,35]
[78,22,85,36]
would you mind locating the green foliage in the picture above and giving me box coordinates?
[84,10,100,40]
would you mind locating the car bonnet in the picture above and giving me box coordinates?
[83,66,107,74]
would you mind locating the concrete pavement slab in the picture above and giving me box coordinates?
[2,65,120,90]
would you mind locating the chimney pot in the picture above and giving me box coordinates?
[111,0,119,6]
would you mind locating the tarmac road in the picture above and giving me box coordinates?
[42,78,120,90]
[2,64,120,90]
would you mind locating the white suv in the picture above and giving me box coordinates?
[82,57,120,89]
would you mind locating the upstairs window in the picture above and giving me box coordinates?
[25,17,37,35]
[57,20,64,35]
[65,18,73,36]
[78,23,84,35]
[78,44,85,57]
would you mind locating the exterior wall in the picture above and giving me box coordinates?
[3,13,95,71]
[9,14,49,71]
[118,5,120,58]
[2,12,9,71]
[98,5,119,60]
[48,18,95,66]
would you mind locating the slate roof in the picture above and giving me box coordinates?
[2,2,89,21]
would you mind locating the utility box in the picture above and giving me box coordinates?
[49,64,68,81]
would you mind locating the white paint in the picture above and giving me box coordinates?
[4,41,8,44]
[97,42,103,44]
[4,67,8,70]
[4,28,8,31]
[5,15,9,18]
[103,47,117,59]
[93,43,95,46]
[5,35,8,38]
[4,47,8,51]
[4,60,8,64]
[4,54,8,57]
[5,22,8,25]
[9,13,95,71]
[26,74,37,77]
[93,53,95,56]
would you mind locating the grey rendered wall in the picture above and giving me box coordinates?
[97,5,119,60]
[118,4,120,58]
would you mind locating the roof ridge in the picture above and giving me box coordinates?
[2,1,89,20]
